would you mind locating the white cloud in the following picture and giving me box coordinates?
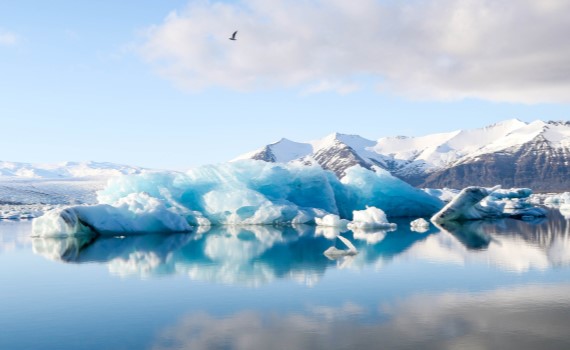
[0,29,18,46]
[140,0,570,103]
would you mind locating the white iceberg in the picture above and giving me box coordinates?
[432,186,546,223]
[347,206,397,230]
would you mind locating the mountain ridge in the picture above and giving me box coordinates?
[235,119,570,191]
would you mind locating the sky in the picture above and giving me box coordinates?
[1,0,569,170]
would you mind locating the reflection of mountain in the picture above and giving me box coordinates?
[31,212,570,282]
[151,284,570,350]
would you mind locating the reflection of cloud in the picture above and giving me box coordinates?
[404,231,552,272]
[0,29,18,46]
[0,220,32,253]
[152,284,570,350]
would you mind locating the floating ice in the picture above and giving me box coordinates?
[488,188,533,199]
[347,206,397,230]
[432,186,546,223]
[33,161,442,237]
[539,192,570,219]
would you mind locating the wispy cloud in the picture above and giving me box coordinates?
[0,29,18,46]
[139,0,570,103]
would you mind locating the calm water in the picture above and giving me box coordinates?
[1,211,570,350]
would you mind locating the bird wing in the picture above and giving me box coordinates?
[232,31,238,38]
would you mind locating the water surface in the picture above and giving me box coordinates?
[1,211,570,349]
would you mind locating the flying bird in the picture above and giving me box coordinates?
[229,31,238,41]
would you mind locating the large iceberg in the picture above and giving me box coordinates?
[32,161,443,237]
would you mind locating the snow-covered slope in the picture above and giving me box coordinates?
[0,161,143,179]
[235,119,570,190]
[0,161,144,207]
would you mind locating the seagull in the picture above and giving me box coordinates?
[229,31,238,41]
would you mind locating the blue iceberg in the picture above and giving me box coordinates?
[33,161,444,237]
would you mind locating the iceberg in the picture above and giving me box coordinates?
[32,193,194,237]
[33,161,443,237]
[539,192,570,219]
[347,206,397,230]
[432,186,547,223]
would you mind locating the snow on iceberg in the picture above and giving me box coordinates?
[33,161,443,237]
[32,193,194,237]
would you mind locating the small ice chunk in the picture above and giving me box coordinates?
[347,206,397,230]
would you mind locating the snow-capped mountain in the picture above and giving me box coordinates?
[235,119,570,191]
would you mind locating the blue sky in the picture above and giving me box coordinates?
[1,0,569,169]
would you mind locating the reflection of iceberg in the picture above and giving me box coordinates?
[433,220,492,250]
[33,161,443,237]
[323,235,358,259]
[352,226,396,244]
[410,218,430,233]
[410,215,570,272]
[33,233,195,277]
[31,224,433,285]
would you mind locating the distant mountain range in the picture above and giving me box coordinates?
[0,161,143,179]
[235,119,570,192]
[0,161,144,205]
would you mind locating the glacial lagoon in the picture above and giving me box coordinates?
[1,210,570,350]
